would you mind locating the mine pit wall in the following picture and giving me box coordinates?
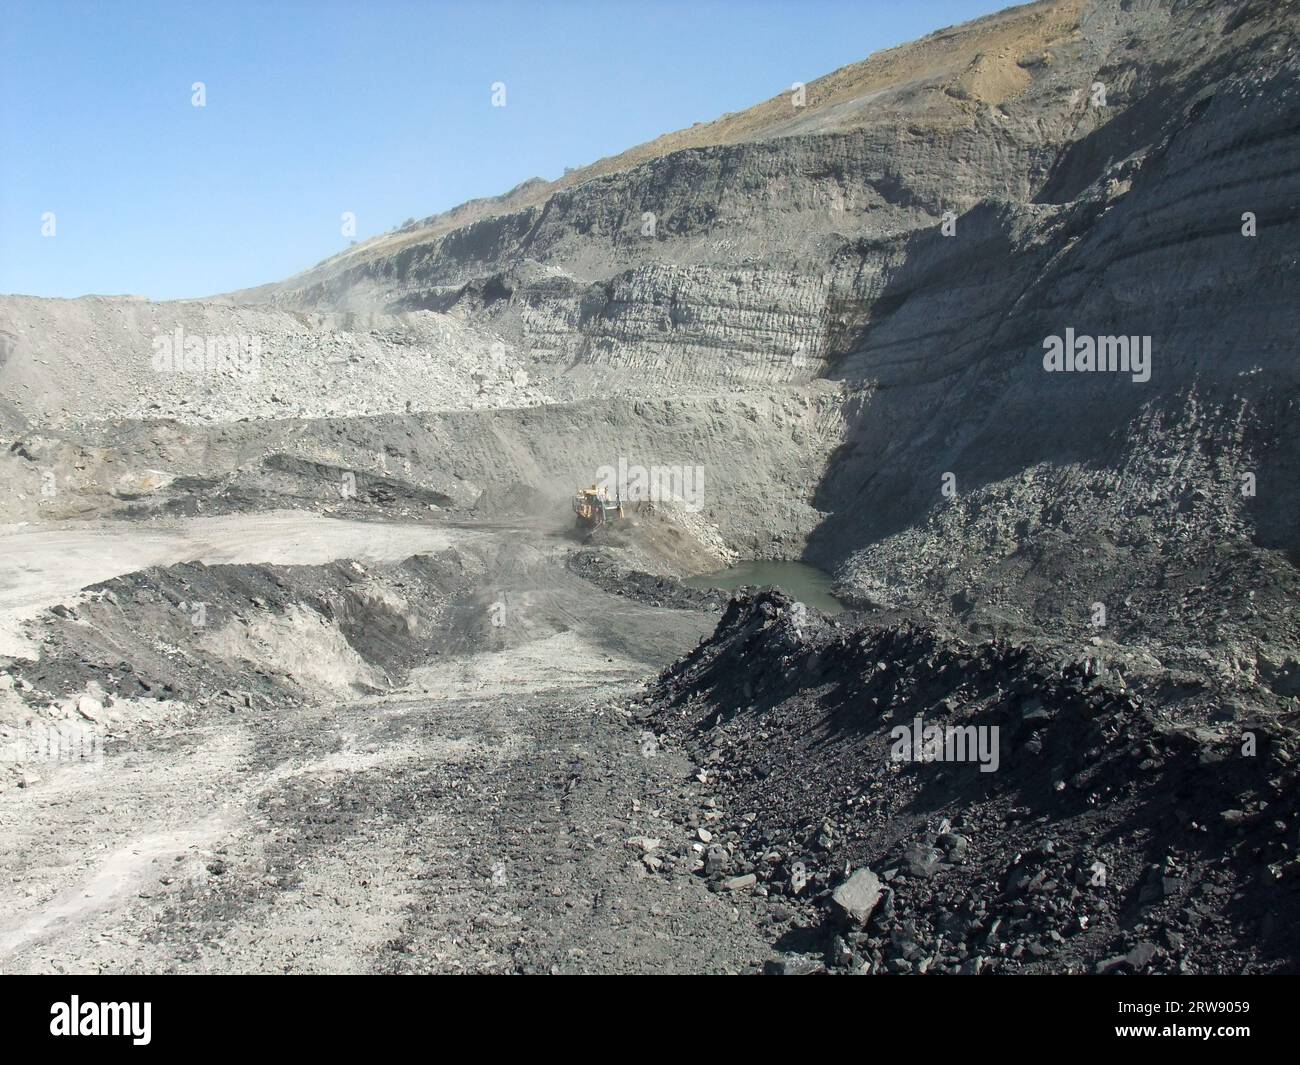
[190,2,1299,600]
[807,66,1300,610]
[308,106,1063,388]
[31,387,851,564]
[257,118,1065,319]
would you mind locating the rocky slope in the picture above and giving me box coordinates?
[0,298,545,430]
[644,591,1300,974]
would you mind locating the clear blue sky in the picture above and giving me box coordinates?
[0,0,1010,300]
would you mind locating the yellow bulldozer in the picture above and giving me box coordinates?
[572,483,624,531]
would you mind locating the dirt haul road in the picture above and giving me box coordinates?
[0,513,774,974]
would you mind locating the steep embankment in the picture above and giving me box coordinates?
[4,389,846,558]
[228,0,1091,311]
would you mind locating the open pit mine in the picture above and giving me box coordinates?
[1,0,1298,991]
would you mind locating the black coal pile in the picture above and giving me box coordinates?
[568,550,729,612]
[643,591,1300,974]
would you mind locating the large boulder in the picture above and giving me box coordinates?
[830,868,883,926]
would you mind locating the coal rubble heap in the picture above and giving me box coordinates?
[566,549,730,613]
[644,592,1300,974]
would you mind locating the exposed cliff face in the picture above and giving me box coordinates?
[236,1,1295,374]
[229,0,1093,304]
[811,10,1300,650]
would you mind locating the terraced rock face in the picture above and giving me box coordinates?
[231,2,1297,394]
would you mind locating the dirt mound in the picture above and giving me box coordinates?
[3,551,479,715]
[644,591,1300,973]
